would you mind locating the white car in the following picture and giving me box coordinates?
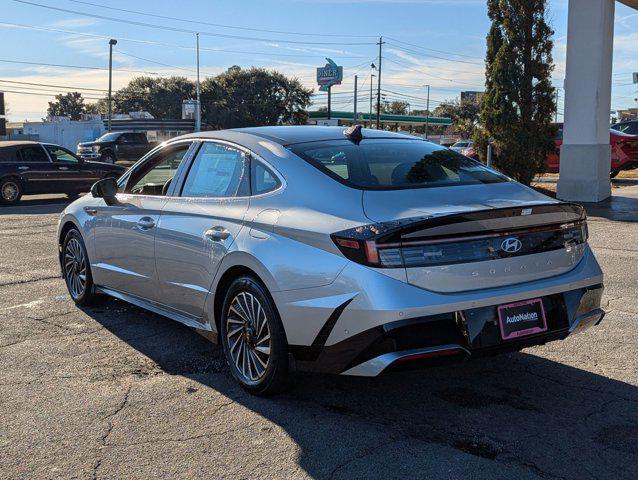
[450,140,473,153]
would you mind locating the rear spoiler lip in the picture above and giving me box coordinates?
[333,202,586,242]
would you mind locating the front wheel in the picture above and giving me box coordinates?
[101,151,116,164]
[62,229,103,306]
[220,276,290,395]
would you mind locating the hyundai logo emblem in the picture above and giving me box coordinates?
[501,237,523,253]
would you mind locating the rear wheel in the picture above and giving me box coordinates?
[62,229,102,306]
[220,276,290,395]
[0,178,22,205]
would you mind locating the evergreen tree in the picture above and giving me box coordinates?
[475,0,556,185]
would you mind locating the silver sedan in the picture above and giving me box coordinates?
[57,126,605,395]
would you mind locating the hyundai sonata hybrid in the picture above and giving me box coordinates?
[57,126,605,394]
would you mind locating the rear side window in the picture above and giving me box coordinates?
[0,147,19,163]
[251,161,281,195]
[18,146,49,163]
[181,142,249,198]
[290,139,508,190]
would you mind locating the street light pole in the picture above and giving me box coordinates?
[195,32,201,132]
[369,73,376,128]
[107,38,117,132]
[353,75,358,123]
[424,84,430,139]
[376,37,384,129]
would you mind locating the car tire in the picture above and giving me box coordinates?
[62,229,103,306]
[101,151,116,164]
[0,177,23,205]
[220,275,290,395]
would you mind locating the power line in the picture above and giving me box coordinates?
[384,36,482,60]
[0,88,104,100]
[0,22,367,59]
[12,0,375,46]
[115,50,204,76]
[68,0,377,39]
[0,78,108,92]
[0,58,159,75]
[384,57,483,87]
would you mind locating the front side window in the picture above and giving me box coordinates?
[290,139,508,190]
[181,142,249,198]
[96,132,120,142]
[125,144,190,196]
[45,145,79,163]
[18,146,49,163]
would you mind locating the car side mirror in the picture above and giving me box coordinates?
[91,177,118,204]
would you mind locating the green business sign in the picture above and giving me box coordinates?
[316,58,343,92]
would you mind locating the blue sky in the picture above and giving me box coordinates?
[1,0,637,121]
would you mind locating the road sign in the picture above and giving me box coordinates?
[316,58,343,92]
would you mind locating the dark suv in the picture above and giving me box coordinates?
[76,131,157,164]
[0,141,126,205]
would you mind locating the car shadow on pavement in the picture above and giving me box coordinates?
[81,299,638,480]
[0,197,69,215]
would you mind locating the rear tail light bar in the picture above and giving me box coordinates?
[331,203,587,269]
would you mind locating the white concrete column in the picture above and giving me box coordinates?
[557,0,615,202]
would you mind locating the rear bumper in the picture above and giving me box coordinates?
[341,303,605,376]
[290,286,604,377]
[279,246,604,376]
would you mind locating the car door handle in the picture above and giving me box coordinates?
[18,166,29,170]
[204,226,230,241]
[136,217,156,230]
[58,166,69,171]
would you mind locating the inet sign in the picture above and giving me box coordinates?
[317,58,343,92]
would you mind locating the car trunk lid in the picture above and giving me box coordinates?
[355,183,587,293]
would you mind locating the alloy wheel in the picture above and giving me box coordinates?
[225,291,271,383]
[64,237,87,300]
[1,182,19,202]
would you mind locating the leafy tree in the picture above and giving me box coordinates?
[47,92,86,120]
[201,67,312,128]
[433,100,480,124]
[84,99,108,115]
[111,76,195,118]
[476,0,556,185]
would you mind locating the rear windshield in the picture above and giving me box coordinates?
[289,139,508,190]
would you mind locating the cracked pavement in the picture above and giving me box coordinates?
[0,195,637,480]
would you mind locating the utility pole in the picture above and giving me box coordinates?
[376,37,384,129]
[328,86,332,120]
[369,73,375,128]
[353,75,358,123]
[195,33,201,132]
[107,39,117,132]
[424,84,430,139]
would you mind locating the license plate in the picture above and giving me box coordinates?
[497,298,548,341]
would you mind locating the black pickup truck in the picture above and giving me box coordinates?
[76,131,158,164]
[0,141,125,205]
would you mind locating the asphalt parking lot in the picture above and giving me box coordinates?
[1,193,637,480]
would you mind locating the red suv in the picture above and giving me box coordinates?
[547,123,638,178]
[462,124,638,178]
